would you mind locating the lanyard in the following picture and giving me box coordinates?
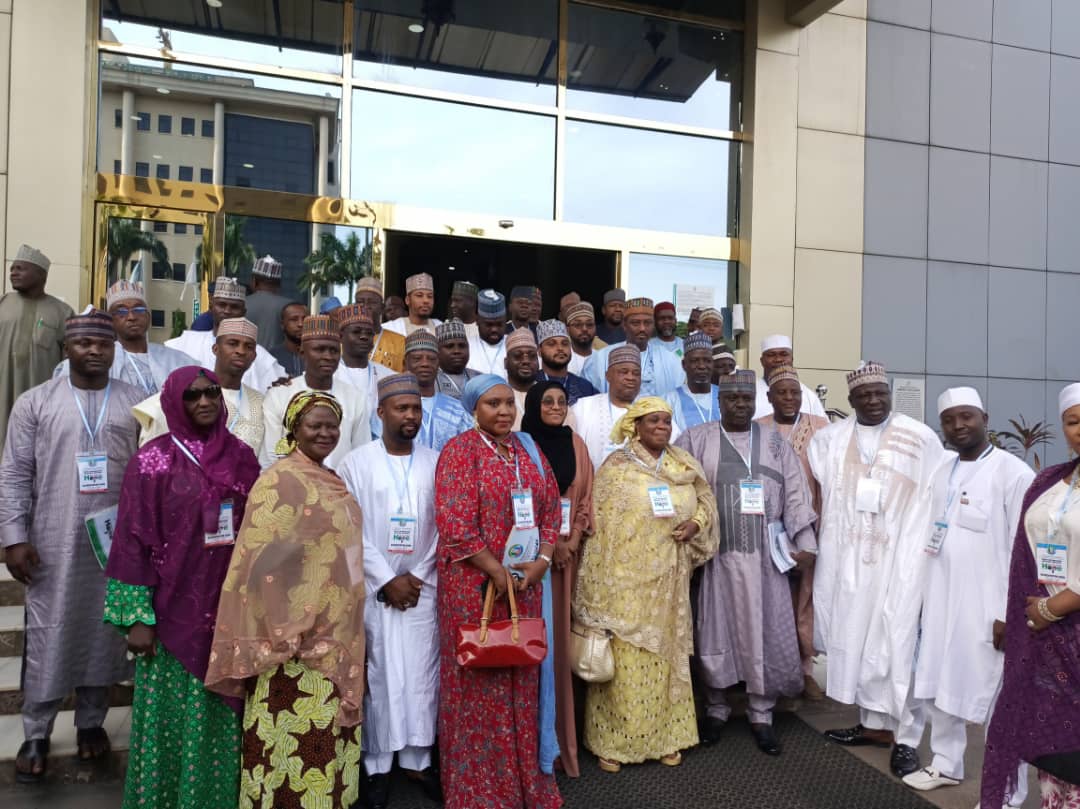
[1048,471,1080,545]
[719,422,754,478]
[171,434,201,468]
[477,340,504,373]
[687,388,717,425]
[626,444,666,475]
[69,379,111,447]
[942,444,994,518]
[441,371,464,395]
[227,386,243,432]
[854,416,892,474]
[476,427,523,487]
[382,445,415,514]
[125,353,154,394]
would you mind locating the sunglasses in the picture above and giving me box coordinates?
[182,385,223,402]
[112,306,149,317]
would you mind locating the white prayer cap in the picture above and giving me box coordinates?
[252,254,283,280]
[1059,383,1080,417]
[937,386,984,416]
[14,244,50,272]
[760,334,793,353]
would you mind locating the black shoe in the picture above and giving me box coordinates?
[890,743,920,778]
[823,724,892,748]
[411,766,444,804]
[699,717,726,746]
[366,773,390,809]
[751,723,781,756]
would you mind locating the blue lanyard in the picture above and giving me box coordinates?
[171,434,201,468]
[687,387,717,426]
[476,427,522,487]
[382,444,415,514]
[227,386,243,432]
[125,353,154,394]
[69,379,111,447]
[941,444,994,518]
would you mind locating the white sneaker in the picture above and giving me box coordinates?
[903,767,961,791]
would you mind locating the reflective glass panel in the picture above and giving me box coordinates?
[98,57,341,196]
[628,254,732,322]
[353,1,557,105]
[566,3,742,130]
[563,121,737,236]
[101,0,343,74]
[351,89,555,219]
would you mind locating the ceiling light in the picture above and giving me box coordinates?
[156,87,170,94]
[408,22,425,33]
[242,162,254,169]
[206,0,223,8]
[448,265,456,270]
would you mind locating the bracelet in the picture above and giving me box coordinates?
[1037,598,1063,623]
[538,553,552,567]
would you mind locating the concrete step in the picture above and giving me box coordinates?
[0,566,20,608]
[0,606,22,658]
[0,706,130,786]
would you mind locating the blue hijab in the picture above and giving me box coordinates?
[461,373,507,414]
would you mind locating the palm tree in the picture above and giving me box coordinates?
[108,218,169,283]
[300,231,372,300]
[223,216,256,279]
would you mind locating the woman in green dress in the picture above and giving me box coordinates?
[206,390,366,809]
[105,366,262,808]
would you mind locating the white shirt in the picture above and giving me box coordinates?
[754,377,827,420]
[383,316,442,337]
[466,334,508,379]
[165,330,286,394]
[132,384,265,455]
[260,377,372,471]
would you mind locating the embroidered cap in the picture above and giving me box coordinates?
[718,369,757,393]
[65,307,115,341]
[405,272,434,294]
[404,329,438,355]
[211,277,246,303]
[847,361,888,391]
[683,332,713,354]
[699,307,724,325]
[217,317,258,342]
[378,373,421,403]
[14,244,50,272]
[436,318,467,344]
[766,364,800,387]
[106,279,147,309]
[452,280,478,299]
[301,315,339,343]
[505,328,537,353]
[334,303,373,329]
[355,277,383,299]
[477,289,506,319]
[252,254,283,280]
[562,301,595,325]
[510,285,536,301]
[624,297,654,316]
[536,319,568,345]
[607,345,641,369]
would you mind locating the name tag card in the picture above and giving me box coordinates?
[740,479,765,516]
[76,452,109,494]
[648,485,676,518]
[856,478,883,514]
[925,521,948,556]
[1036,542,1069,586]
[388,513,418,553]
[511,488,536,530]
[204,500,235,547]
[559,498,572,536]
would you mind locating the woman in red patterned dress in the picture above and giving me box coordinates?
[435,374,563,809]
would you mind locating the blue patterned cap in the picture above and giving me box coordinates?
[477,289,506,319]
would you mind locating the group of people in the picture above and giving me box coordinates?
[0,246,1075,809]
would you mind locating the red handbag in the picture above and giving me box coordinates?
[456,570,547,668]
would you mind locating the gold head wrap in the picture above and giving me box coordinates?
[274,390,343,456]
[609,396,673,444]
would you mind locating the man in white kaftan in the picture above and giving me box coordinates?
[810,362,945,770]
[572,345,643,470]
[752,335,827,420]
[338,372,441,808]
[896,388,1032,801]
[580,297,685,398]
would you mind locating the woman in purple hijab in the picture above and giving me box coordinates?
[103,366,260,809]
[982,382,1080,809]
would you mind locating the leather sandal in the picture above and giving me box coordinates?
[660,751,682,767]
[15,738,49,783]
[76,727,111,761]
[598,757,621,773]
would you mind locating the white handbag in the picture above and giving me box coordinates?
[569,621,614,683]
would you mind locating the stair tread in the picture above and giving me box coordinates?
[0,657,18,692]
[0,605,22,633]
[0,707,131,760]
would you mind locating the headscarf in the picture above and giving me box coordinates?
[461,373,508,413]
[161,366,261,535]
[274,390,343,456]
[521,380,576,494]
[609,396,673,444]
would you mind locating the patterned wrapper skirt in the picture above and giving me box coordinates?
[241,659,362,809]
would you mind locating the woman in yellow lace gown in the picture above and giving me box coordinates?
[573,397,719,773]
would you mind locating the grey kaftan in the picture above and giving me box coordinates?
[0,377,142,703]
[674,422,817,698]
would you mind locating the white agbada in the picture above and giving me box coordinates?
[338,440,439,759]
[165,329,285,393]
[260,377,371,470]
[753,377,827,420]
[913,447,1033,722]
[570,393,680,470]
[53,342,196,396]
[335,360,394,437]
[466,334,507,379]
[568,350,589,377]
[383,316,441,337]
[808,412,945,720]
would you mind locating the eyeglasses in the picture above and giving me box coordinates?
[540,398,567,408]
[182,385,223,402]
[112,306,148,317]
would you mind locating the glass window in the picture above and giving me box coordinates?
[136,112,150,131]
[628,254,732,322]
[150,309,165,329]
[174,223,187,235]
[158,114,172,134]
[194,224,204,235]
[200,168,213,184]
[181,117,195,135]
[151,260,169,280]
[135,161,150,177]
[156,164,170,179]
[172,262,187,282]
[101,1,344,74]
[113,159,121,174]
[566,3,742,131]
[202,119,215,138]
[114,108,122,128]
[353,1,557,105]
[153,221,168,233]
[563,121,737,235]
[178,165,193,182]
[352,89,555,219]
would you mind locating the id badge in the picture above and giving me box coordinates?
[740,479,765,516]
[204,500,234,547]
[856,477,883,514]
[76,451,109,494]
[559,498,572,536]
[926,521,948,556]
[648,485,676,518]
[388,513,418,554]
[1036,542,1069,586]
[511,488,535,530]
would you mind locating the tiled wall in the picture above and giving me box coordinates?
[861,0,1078,464]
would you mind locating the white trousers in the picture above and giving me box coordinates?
[364,745,432,776]
[859,706,897,733]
